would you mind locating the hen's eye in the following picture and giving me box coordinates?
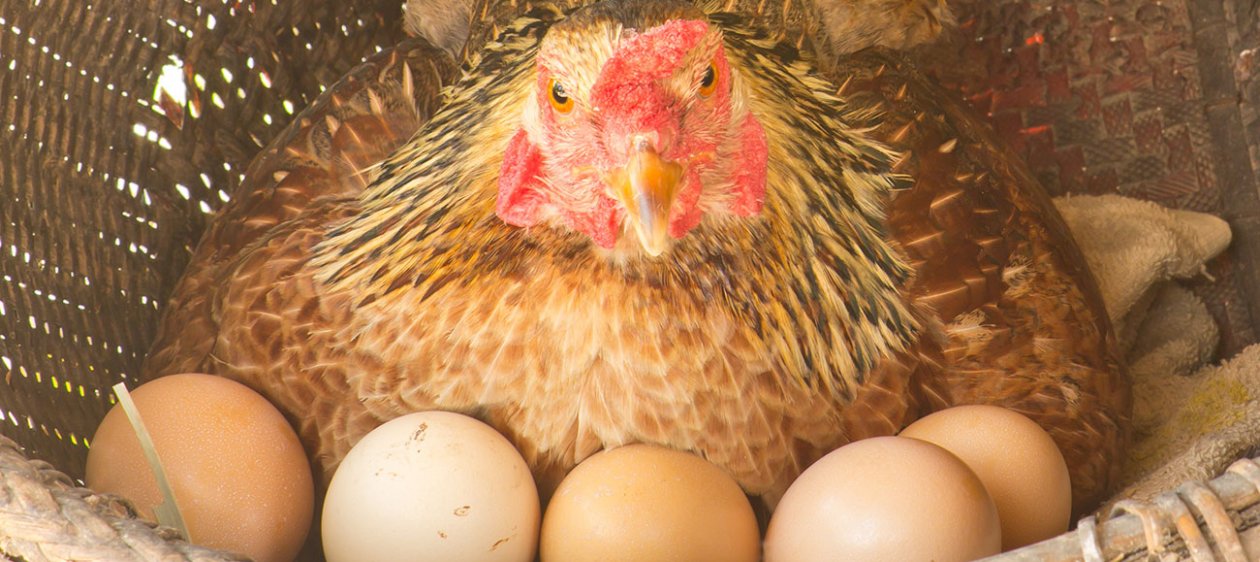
[698,63,718,97]
[548,79,574,113]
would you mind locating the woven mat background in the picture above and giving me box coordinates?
[920,0,1260,357]
[1,0,1258,491]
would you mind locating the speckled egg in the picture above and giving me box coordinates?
[320,410,540,562]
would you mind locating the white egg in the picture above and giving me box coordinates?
[321,411,540,562]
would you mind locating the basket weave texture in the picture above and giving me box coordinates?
[2,0,1260,560]
[1,0,408,482]
[922,0,1260,356]
[0,435,242,561]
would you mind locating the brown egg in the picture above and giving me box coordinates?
[540,444,760,562]
[765,436,1001,562]
[86,374,313,562]
[900,405,1072,550]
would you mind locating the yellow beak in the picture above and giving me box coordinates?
[605,137,684,257]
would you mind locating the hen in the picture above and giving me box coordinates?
[144,0,1130,512]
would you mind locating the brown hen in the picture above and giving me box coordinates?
[144,0,1129,513]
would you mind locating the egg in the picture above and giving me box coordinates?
[540,444,759,562]
[321,411,539,562]
[85,373,314,562]
[765,436,1001,562]
[900,405,1072,550]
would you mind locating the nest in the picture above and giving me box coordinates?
[1,0,1258,559]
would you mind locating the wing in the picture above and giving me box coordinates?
[829,48,1130,511]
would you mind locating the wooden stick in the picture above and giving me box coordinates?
[984,459,1260,561]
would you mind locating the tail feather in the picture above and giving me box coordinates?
[811,0,955,56]
[405,0,478,59]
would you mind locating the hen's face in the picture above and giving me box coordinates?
[496,10,768,257]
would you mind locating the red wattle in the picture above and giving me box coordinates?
[730,114,768,216]
[563,198,620,249]
[669,168,704,238]
[496,129,547,227]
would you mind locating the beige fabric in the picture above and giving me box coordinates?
[1055,194,1231,350]
[1053,194,1259,503]
[1117,345,1260,501]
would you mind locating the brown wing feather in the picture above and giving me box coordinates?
[209,200,380,476]
[829,48,1130,510]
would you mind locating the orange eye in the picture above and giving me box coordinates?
[548,78,574,113]
[698,62,718,97]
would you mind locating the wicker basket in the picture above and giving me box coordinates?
[2,0,1259,559]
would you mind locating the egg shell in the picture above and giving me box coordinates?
[85,374,314,562]
[540,444,760,562]
[900,405,1072,550]
[321,411,539,562]
[765,436,1001,562]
